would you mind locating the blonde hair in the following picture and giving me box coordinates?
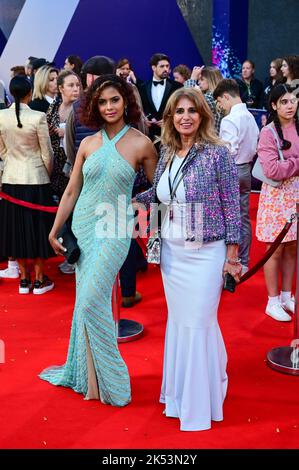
[32,65,58,100]
[201,66,223,92]
[161,87,224,161]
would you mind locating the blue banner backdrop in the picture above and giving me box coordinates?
[0,28,6,57]
[212,0,249,77]
[0,0,26,55]
[54,0,203,80]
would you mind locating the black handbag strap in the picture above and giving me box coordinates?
[157,204,162,236]
[168,151,190,202]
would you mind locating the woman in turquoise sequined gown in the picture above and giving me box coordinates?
[39,75,157,406]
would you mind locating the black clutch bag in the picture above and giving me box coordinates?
[223,273,236,293]
[57,223,80,264]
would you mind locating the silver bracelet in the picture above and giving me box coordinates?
[225,257,241,265]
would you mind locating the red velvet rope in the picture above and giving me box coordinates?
[136,236,147,257]
[135,212,295,286]
[4,190,289,282]
[238,218,294,284]
[0,190,149,252]
[0,191,58,213]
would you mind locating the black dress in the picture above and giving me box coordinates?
[0,184,56,259]
[0,104,56,259]
[29,98,50,113]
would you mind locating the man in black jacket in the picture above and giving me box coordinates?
[236,60,264,109]
[138,53,183,141]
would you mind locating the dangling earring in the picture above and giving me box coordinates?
[124,106,128,117]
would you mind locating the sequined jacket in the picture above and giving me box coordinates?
[136,143,241,245]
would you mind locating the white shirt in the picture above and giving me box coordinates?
[219,103,259,164]
[156,156,202,248]
[45,95,55,104]
[151,78,166,112]
[59,122,66,149]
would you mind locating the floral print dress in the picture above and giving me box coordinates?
[256,123,299,243]
[46,97,69,199]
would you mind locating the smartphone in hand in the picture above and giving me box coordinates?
[223,273,236,293]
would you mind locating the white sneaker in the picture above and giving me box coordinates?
[265,303,292,322]
[19,278,32,294]
[0,266,19,279]
[59,261,75,274]
[33,276,54,295]
[281,296,295,314]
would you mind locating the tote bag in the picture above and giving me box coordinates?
[252,125,284,188]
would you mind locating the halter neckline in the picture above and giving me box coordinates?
[102,124,130,144]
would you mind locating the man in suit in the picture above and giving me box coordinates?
[138,53,183,141]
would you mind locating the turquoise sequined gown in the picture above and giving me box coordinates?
[39,125,136,406]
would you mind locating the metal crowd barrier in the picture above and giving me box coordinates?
[112,274,144,343]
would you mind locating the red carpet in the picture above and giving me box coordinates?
[0,194,298,449]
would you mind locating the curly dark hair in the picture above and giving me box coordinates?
[79,74,141,129]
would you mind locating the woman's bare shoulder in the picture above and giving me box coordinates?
[81,132,101,146]
[79,132,102,156]
[128,127,153,148]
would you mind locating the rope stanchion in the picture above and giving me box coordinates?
[112,273,144,343]
[112,275,120,335]
[266,202,299,375]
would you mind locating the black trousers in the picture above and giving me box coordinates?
[119,182,149,297]
[119,239,146,297]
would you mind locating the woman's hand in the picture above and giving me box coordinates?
[48,124,57,136]
[128,70,137,84]
[145,118,153,128]
[155,119,163,128]
[223,261,242,283]
[49,232,67,256]
[55,127,65,138]
[190,65,204,81]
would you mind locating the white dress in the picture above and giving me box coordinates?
[157,155,228,431]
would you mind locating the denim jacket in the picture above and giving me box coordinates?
[136,143,241,245]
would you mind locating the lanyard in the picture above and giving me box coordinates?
[167,150,190,220]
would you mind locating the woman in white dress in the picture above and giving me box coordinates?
[136,87,242,431]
